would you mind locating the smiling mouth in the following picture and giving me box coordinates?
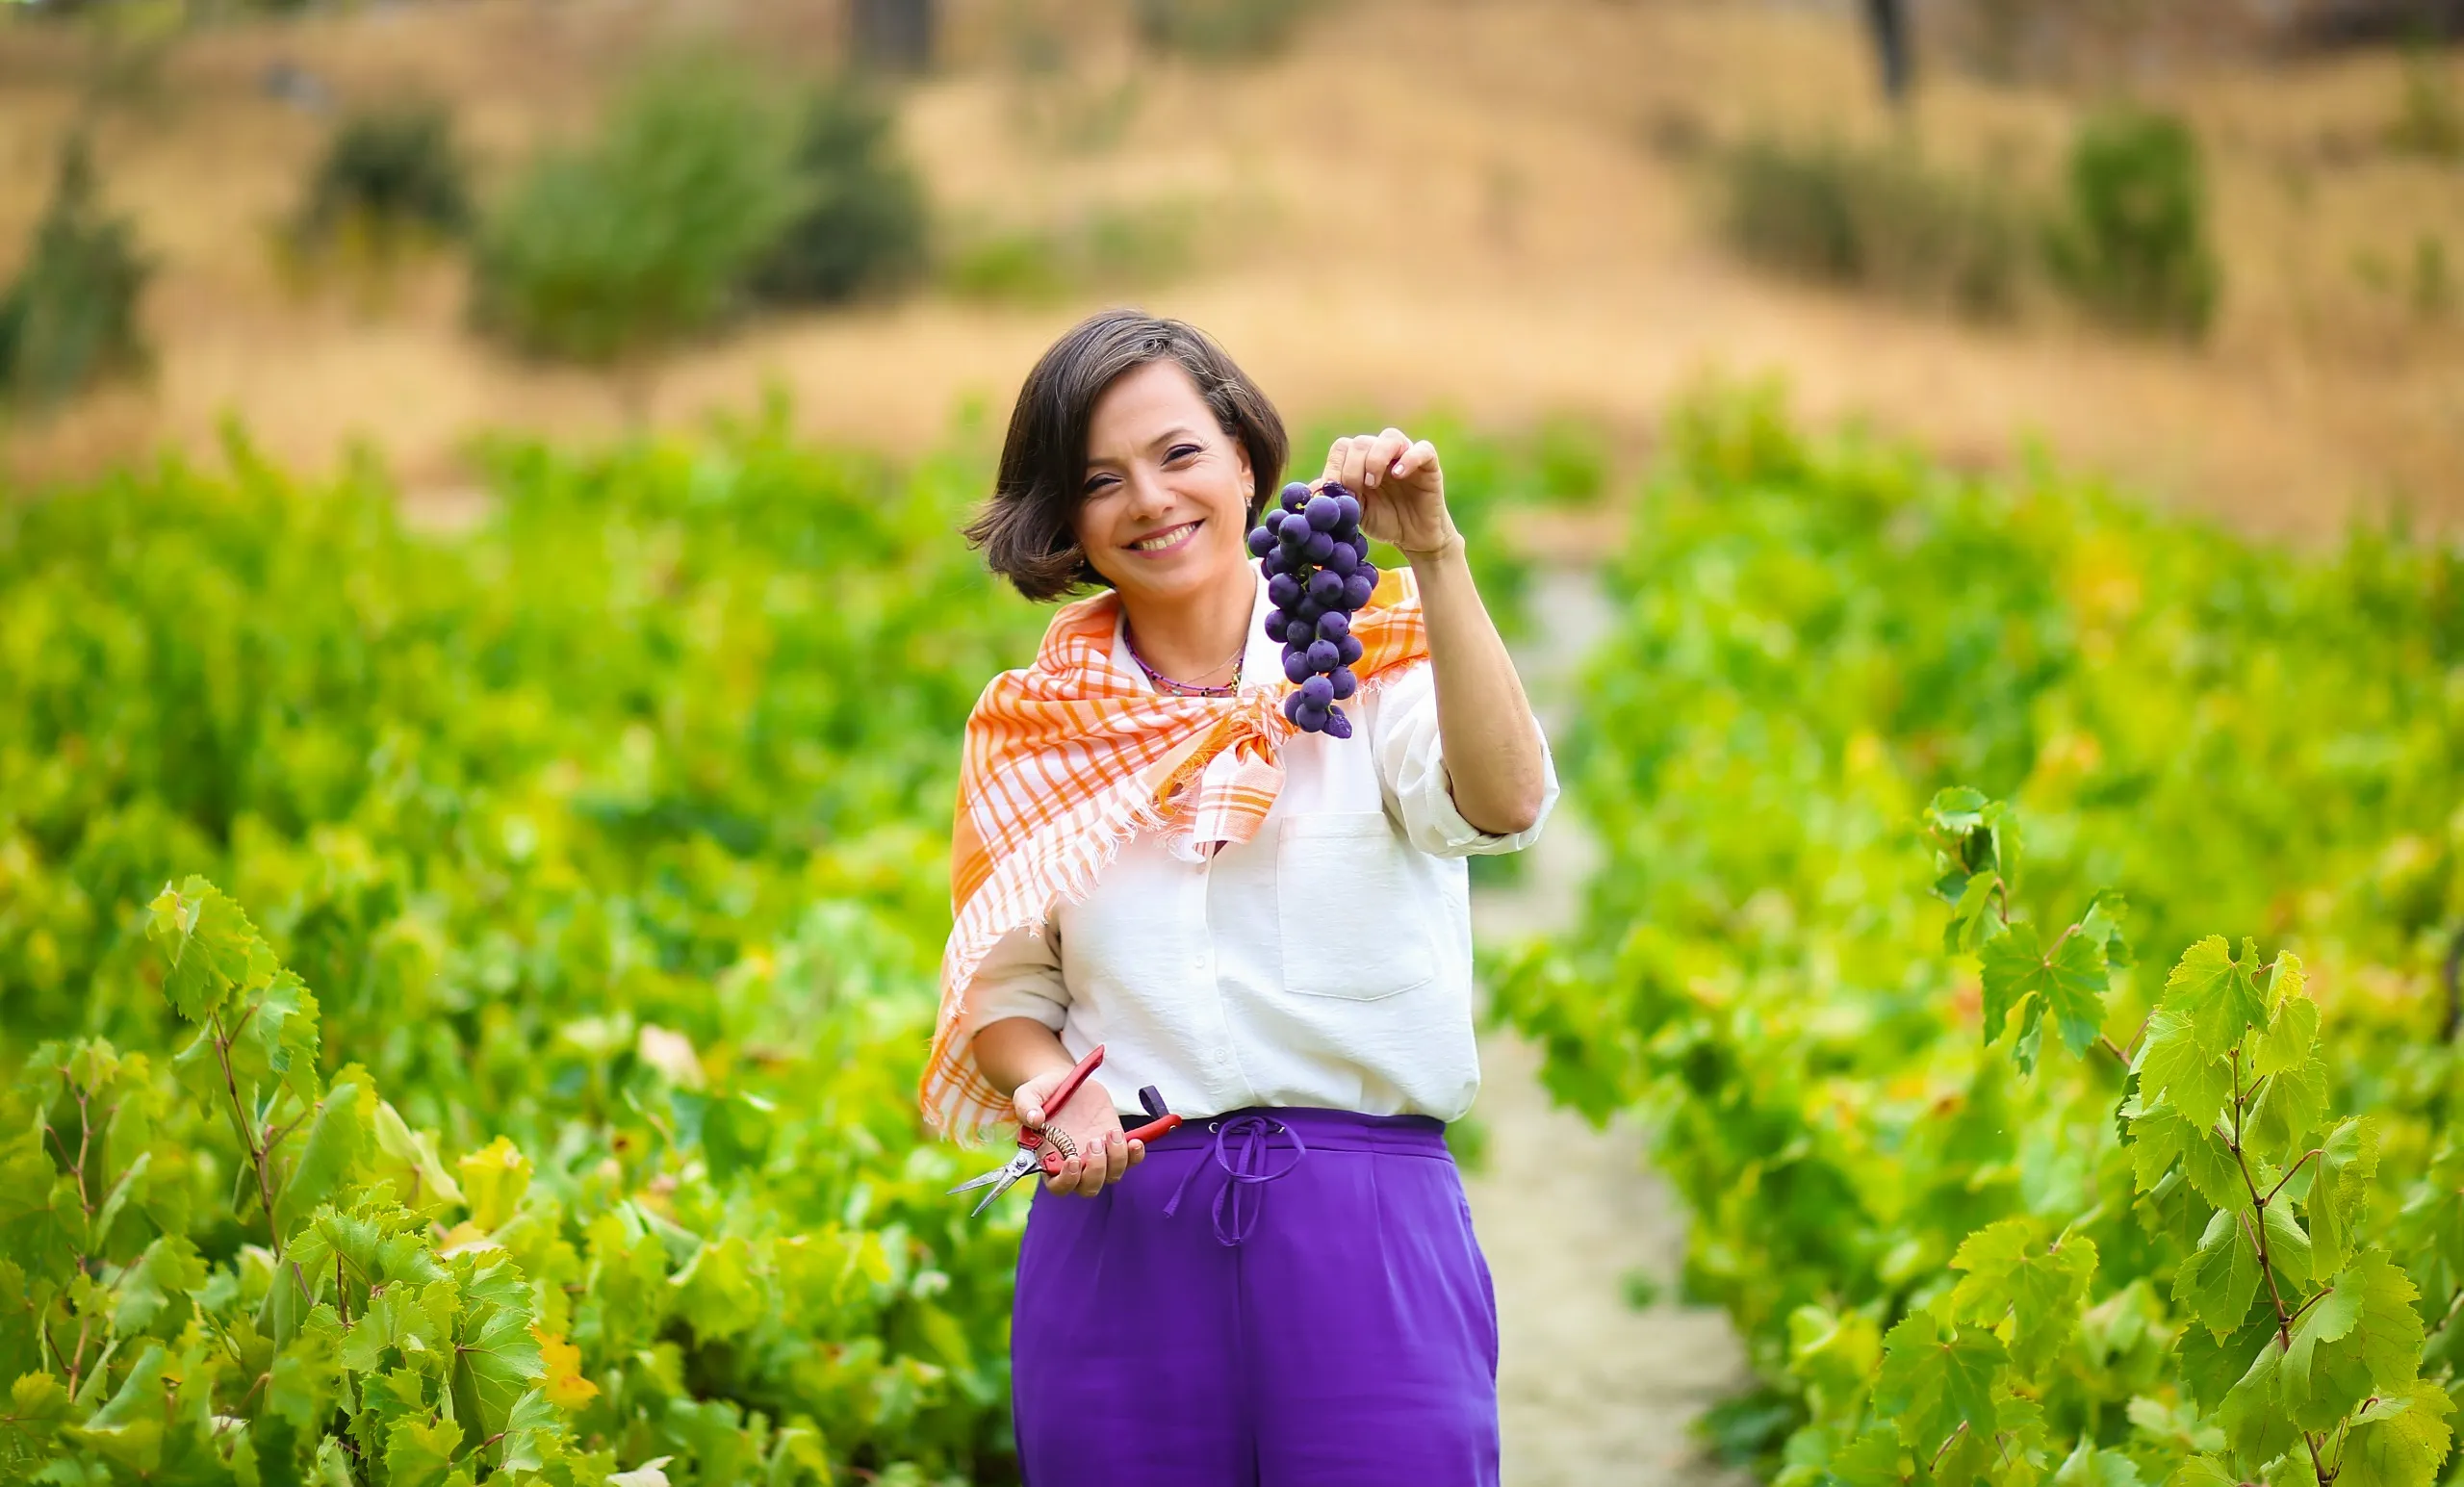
[1127,520,1202,553]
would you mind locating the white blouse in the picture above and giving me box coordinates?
[961,564,1561,1122]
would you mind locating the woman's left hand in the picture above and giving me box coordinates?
[1322,428,1463,562]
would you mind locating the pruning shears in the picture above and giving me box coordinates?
[948,1043,1183,1217]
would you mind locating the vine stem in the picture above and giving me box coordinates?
[2225,1038,2336,1487]
[2266,1149,2325,1207]
[208,1008,283,1258]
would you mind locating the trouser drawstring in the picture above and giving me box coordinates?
[1161,1113,1308,1246]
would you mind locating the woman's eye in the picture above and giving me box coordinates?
[1167,445,1199,463]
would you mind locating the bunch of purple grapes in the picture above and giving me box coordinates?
[1247,479,1377,737]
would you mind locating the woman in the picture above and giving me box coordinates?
[921,309,1559,1486]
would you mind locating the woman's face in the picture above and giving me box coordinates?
[1073,360,1255,605]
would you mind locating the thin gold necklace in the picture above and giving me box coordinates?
[1123,621,1245,696]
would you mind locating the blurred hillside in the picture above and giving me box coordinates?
[1,0,2459,538]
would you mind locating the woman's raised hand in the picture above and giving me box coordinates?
[1322,427,1463,562]
[1013,1067,1144,1197]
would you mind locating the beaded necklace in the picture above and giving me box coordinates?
[1123,620,1245,697]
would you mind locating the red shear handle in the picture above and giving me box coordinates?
[1030,1043,1107,1131]
[1039,1114,1184,1176]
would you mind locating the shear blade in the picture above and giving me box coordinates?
[969,1168,1025,1217]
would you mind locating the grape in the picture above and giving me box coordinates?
[1351,532,1372,559]
[1268,573,1300,609]
[1282,650,1312,684]
[1305,495,1342,532]
[1324,706,1353,740]
[1307,638,1340,673]
[1296,699,1328,731]
[1337,633,1364,666]
[1324,543,1357,577]
[1329,665,1357,700]
[1263,610,1289,642]
[1294,597,1323,627]
[1285,617,1314,647]
[1343,573,1375,610]
[1303,530,1337,563]
[1282,689,1305,724]
[1278,521,1309,551]
[1316,610,1349,642]
[1281,481,1312,512]
[1300,675,1333,706]
[1336,493,1360,526]
[1247,526,1275,558]
[1307,570,1345,605]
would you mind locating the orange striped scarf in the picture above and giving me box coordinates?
[920,562,1432,1142]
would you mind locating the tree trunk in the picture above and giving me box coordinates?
[1863,0,1915,104]
[850,0,937,72]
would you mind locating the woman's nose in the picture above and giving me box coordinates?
[1121,466,1176,517]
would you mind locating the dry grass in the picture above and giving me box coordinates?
[1,0,2459,540]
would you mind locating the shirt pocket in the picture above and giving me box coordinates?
[1273,811,1437,1000]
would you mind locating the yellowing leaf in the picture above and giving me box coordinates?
[458,1136,533,1232]
[531,1325,601,1410]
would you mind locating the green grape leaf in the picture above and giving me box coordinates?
[111,1235,204,1335]
[227,971,321,1104]
[2138,1008,2234,1134]
[273,1078,367,1241]
[2215,1332,2298,1465]
[1980,924,2109,1060]
[2176,1208,2263,1339]
[673,1233,763,1342]
[3,1372,74,1450]
[2289,1251,2426,1431]
[2340,1380,2456,1487]
[2081,889,2134,971]
[2055,1440,2145,1487]
[2284,1270,2361,1398]
[2161,937,2271,1062]
[2128,1103,2244,1211]
[1876,1310,2007,1453]
[384,1412,462,1487]
[2167,1457,2236,1487]
[2181,1301,2279,1412]
[147,878,274,1023]
[1833,1427,1915,1487]
[2261,1202,2314,1288]
[372,1101,465,1213]
[2248,1059,2329,1159]
[1949,1218,2098,1375]
[2249,995,2317,1080]
[2306,1118,2380,1277]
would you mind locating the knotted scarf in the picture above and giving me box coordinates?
[919,561,1431,1143]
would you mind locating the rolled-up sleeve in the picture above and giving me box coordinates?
[963,919,1070,1036]
[1372,661,1560,859]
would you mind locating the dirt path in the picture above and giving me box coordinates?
[1461,564,1757,1487]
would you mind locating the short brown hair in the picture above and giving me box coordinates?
[965,309,1289,602]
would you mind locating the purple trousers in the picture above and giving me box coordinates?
[1011,1107,1502,1487]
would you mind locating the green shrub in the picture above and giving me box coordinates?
[2387,44,2463,159]
[470,59,805,365]
[0,132,151,412]
[1716,134,2029,320]
[1132,0,1318,63]
[290,98,474,251]
[2047,106,2220,338]
[747,82,930,306]
[941,200,1195,304]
